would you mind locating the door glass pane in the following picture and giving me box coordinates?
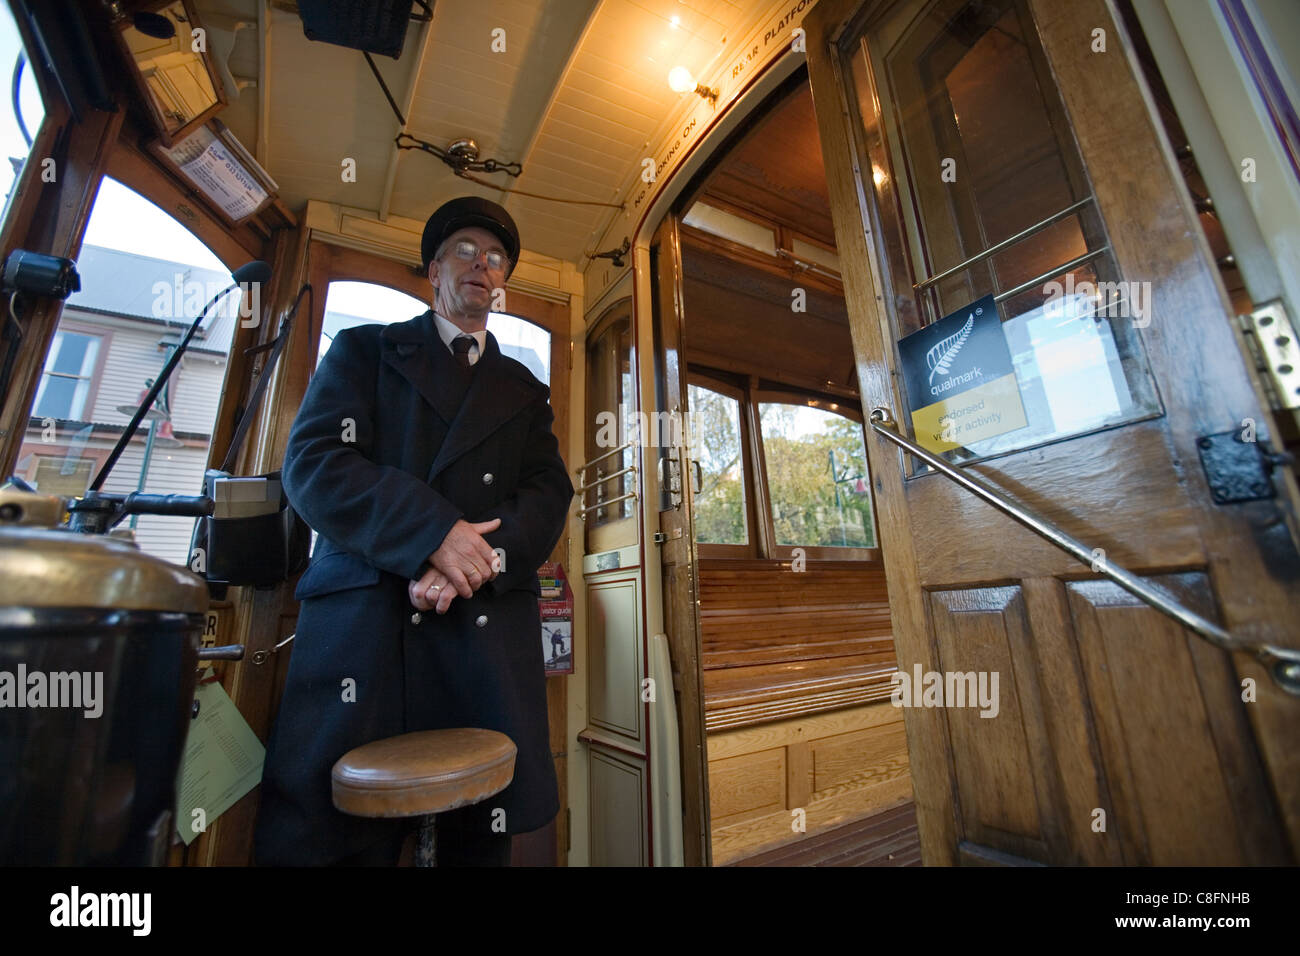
[687,384,747,545]
[845,0,1161,468]
[31,455,94,497]
[759,403,876,548]
[584,312,634,527]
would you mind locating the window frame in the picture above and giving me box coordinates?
[688,373,758,558]
[31,326,108,422]
[691,368,881,563]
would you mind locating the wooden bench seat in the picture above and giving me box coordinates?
[703,656,899,731]
[698,562,897,731]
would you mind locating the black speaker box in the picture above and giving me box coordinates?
[297,0,415,59]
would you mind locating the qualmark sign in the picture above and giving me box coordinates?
[897,295,1027,453]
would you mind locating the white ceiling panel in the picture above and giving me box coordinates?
[195,0,762,263]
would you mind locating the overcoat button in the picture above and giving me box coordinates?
[411,612,421,625]
[482,472,494,485]
[476,615,488,627]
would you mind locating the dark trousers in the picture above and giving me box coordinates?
[329,810,513,867]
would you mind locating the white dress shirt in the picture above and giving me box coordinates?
[432,311,486,366]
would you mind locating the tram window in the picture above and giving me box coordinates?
[319,282,428,366]
[0,4,47,223]
[13,179,236,567]
[682,202,777,257]
[687,383,748,546]
[847,0,1161,467]
[758,402,876,549]
[490,313,551,386]
[319,283,550,385]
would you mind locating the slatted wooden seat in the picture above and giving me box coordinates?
[700,562,911,865]
[699,563,897,731]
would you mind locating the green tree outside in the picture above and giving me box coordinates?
[760,404,875,548]
[686,386,877,548]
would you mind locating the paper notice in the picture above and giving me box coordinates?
[161,126,268,221]
[175,680,266,845]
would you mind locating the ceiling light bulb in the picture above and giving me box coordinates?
[668,66,695,93]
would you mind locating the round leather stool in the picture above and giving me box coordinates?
[331,728,516,866]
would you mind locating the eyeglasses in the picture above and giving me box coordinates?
[443,239,509,272]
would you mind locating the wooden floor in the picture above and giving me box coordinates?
[727,803,921,867]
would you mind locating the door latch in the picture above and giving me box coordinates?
[1196,430,1293,504]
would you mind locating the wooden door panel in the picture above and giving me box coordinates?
[709,748,787,825]
[587,574,645,746]
[589,745,648,866]
[929,586,1058,862]
[924,573,1290,865]
[909,422,1204,583]
[1030,0,1300,851]
[1067,576,1288,865]
[810,722,910,797]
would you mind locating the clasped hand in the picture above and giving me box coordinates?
[407,518,501,614]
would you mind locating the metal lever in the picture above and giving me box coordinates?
[868,407,1300,695]
[197,644,245,661]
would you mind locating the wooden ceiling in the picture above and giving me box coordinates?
[698,78,835,246]
[682,77,853,396]
[682,237,856,394]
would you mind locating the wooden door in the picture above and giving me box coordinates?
[650,214,712,866]
[804,0,1300,865]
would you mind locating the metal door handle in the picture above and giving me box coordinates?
[868,407,1300,694]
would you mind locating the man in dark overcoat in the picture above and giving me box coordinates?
[254,197,572,866]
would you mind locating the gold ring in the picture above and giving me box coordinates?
[428,584,441,593]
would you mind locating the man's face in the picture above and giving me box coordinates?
[427,225,509,319]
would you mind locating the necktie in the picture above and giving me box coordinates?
[452,334,475,370]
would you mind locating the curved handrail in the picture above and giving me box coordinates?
[868,407,1300,695]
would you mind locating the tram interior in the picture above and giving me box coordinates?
[3,0,1295,873]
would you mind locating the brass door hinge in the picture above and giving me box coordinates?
[1238,301,1300,412]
